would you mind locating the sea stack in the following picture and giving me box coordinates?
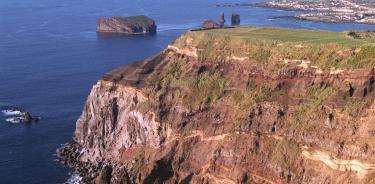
[96,15,157,34]
[219,12,225,27]
[231,13,240,25]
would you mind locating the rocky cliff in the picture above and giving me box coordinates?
[97,16,156,34]
[59,27,375,184]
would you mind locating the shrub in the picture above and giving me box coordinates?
[186,72,227,105]
[265,138,301,173]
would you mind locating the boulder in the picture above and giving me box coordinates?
[231,14,241,25]
[97,15,157,34]
[202,20,220,29]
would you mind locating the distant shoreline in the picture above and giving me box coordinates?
[272,15,375,26]
[254,1,375,25]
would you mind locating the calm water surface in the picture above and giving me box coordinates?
[1,0,375,183]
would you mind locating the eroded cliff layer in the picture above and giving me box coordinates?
[60,27,375,184]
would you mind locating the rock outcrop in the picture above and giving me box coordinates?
[96,15,157,34]
[59,27,375,184]
[231,14,240,25]
[219,13,225,27]
[202,20,220,29]
[1,108,40,123]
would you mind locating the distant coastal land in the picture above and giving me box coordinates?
[256,0,375,24]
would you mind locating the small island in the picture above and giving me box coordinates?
[96,15,157,34]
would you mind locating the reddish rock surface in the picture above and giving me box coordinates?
[58,28,375,184]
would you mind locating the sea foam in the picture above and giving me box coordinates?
[65,173,82,184]
[1,109,23,116]
[5,117,21,124]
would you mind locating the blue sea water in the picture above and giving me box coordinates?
[1,0,375,183]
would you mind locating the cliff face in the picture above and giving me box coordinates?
[62,27,375,184]
[96,16,157,34]
[75,80,171,163]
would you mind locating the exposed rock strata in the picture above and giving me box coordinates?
[59,27,375,184]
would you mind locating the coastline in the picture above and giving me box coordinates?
[255,1,375,25]
[273,15,375,26]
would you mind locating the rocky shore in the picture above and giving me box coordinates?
[57,142,107,183]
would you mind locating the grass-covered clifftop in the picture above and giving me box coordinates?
[172,27,375,70]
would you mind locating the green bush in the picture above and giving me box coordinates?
[269,139,301,172]
[287,85,335,130]
[186,72,227,105]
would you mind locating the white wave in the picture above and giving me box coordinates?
[65,173,82,184]
[157,23,200,32]
[1,109,23,116]
[5,117,21,124]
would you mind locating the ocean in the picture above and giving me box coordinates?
[1,0,375,183]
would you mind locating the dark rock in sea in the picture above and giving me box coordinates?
[1,107,40,123]
[96,15,157,35]
[22,111,40,123]
[23,112,32,123]
[231,13,240,25]
[219,12,225,27]
[202,19,220,29]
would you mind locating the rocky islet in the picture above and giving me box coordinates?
[96,15,157,35]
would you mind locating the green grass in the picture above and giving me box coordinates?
[261,138,302,173]
[182,71,227,105]
[160,62,183,88]
[133,148,146,174]
[172,27,375,71]
[286,85,335,130]
[202,27,375,46]
[271,139,301,171]
[115,15,154,27]
[230,83,272,118]
[153,59,227,107]
[138,101,152,113]
[341,100,368,117]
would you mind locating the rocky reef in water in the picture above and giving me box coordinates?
[58,27,375,183]
[96,15,157,35]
